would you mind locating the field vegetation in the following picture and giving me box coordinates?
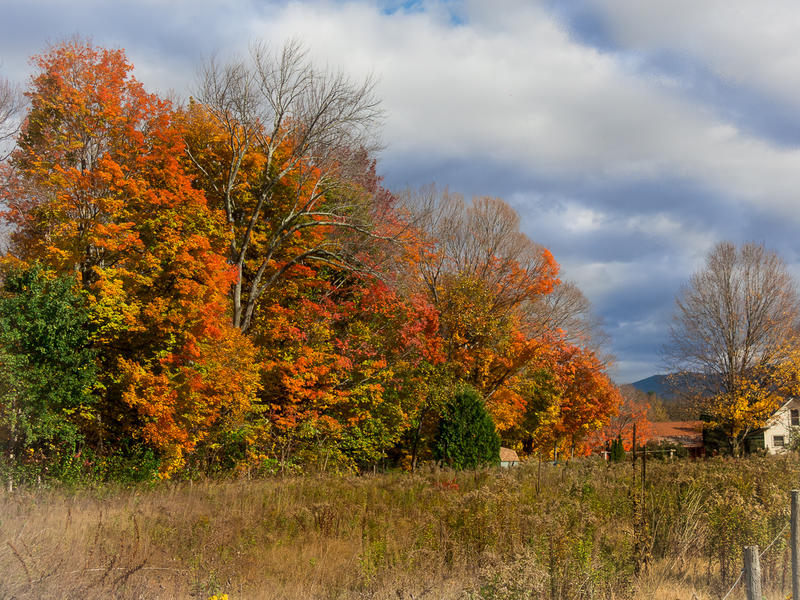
[2,455,798,599]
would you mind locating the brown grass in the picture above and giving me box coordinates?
[1,456,799,599]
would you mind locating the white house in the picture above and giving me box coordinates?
[755,398,800,454]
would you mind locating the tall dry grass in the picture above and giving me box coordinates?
[1,455,799,599]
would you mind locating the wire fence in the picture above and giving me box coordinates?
[720,568,744,600]
[719,518,791,600]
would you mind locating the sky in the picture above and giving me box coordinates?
[2,0,800,384]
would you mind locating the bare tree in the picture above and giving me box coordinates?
[405,187,557,310]
[524,280,608,349]
[187,41,384,332]
[0,74,23,161]
[665,241,800,451]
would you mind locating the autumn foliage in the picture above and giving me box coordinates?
[2,41,259,475]
[0,41,620,480]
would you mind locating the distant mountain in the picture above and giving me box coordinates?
[627,374,692,419]
[626,373,716,420]
[630,372,715,402]
[630,375,672,398]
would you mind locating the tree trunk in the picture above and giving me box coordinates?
[410,409,428,473]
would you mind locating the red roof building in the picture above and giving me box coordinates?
[650,421,704,457]
[499,447,520,467]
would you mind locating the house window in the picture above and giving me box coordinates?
[774,435,786,447]
[791,409,799,427]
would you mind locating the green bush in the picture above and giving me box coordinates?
[434,386,500,469]
[610,435,625,462]
[0,264,97,458]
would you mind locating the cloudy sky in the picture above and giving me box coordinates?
[3,0,799,383]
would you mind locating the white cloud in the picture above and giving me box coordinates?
[590,0,800,111]
[217,1,800,227]
[562,205,607,234]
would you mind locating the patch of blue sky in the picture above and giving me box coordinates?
[544,0,619,52]
[378,0,465,25]
[379,0,422,15]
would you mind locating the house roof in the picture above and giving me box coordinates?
[765,397,800,424]
[650,421,704,448]
[500,447,520,462]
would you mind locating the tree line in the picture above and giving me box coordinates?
[0,40,626,481]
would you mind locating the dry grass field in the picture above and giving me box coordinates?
[1,456,798,599]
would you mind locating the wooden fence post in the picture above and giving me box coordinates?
[744,545,762,600]
[792,489,800,599]
[641,442,646,485]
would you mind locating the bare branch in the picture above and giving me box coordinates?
[524,280,608,349]
[190,40,385,332]
[666,242,800,391]
[0,75,24,161]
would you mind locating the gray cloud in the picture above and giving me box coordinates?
[589,0,800,112]
[2,0,799,383]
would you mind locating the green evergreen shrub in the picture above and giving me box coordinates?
[434,386,500,469]
[610,435,626,462]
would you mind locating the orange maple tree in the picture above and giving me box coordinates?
[2,41,259,474]
[513,341,621,458]
[244,251,442,470]
[588,392,651,453]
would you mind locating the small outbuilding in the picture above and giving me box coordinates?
[650,421,705,458]
[499,447,520,468]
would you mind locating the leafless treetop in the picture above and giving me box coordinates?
[190,40,385,332]
[0,75,24,161]
[666,241,800,396]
